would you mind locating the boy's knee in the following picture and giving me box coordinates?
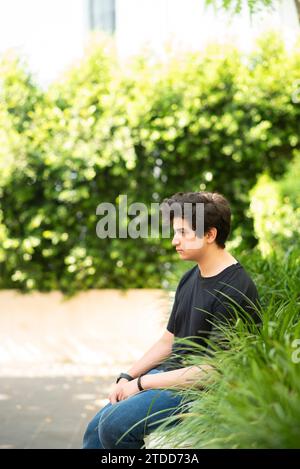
[82,403,112,449]
[82,418,98,448]
[98,414,119,448]
[98,408,135,449]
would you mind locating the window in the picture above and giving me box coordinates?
[88,0,116,34]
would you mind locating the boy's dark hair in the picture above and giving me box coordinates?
[162,191,231,248]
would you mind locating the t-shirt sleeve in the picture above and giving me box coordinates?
[165,267,193,334]
[166,269,191,334]
[166,287,179,334]
[207,284,261,350]
[214,289,260,324]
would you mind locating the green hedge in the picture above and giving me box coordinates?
[0,33,300,293]
[250,151,300,256]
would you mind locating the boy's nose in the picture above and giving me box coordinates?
[172,235,180,246]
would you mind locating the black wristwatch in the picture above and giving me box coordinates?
[116,373,134,384]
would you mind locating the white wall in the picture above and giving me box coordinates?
[0,0,299,87]
[0,0,88,87]
[0,289,170,377]
[116,0,299,59]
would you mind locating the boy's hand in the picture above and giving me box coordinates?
[108,378,140,404]
[117,379,140,401]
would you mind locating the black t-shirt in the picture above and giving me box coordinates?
[156,262,260,371]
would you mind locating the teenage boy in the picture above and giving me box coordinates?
[83,191,260,449]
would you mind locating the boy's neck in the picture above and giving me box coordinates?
[197,247,237,278]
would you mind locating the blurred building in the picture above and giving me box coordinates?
[0,0,298,86]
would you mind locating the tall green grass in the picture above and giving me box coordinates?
[146,246,300,448]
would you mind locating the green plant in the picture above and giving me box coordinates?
[145,246,300,448]
[249,152,300,256]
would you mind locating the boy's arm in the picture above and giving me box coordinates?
[141,364,215,390]
[122,330,174,380]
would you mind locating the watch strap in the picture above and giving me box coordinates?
[116,372,134,384]
[137,375,145,392]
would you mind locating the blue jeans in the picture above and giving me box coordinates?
[82,368,189,449]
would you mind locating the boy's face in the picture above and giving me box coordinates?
[171,217,206,259]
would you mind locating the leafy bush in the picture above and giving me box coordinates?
[0,33,300,293]
[249,152,300,256]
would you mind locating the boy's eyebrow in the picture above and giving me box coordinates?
[174,227,185,233]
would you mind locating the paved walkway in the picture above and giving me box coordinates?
[0,373,118,449]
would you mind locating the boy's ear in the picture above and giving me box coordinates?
[206,227,217,243]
